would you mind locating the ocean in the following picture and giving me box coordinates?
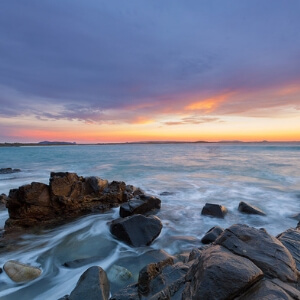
[0,143,299,299]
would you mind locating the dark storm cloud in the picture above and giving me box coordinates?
[0,0,300,121]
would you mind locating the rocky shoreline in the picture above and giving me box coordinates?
[0,172,299,299]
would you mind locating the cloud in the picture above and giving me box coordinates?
[164,117,221,126]
[0,0,300,126]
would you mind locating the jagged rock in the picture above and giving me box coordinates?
[238,201,266,216]
[5,172,145,230]
[110,214,163,247]
[0,193,7,209]
[188,248,202,262]
[67,266,110,300]
[201,203,228,218]
[201,226,224,244]
[0,168,21,174]
[215,224,298,282]
[3,260,42,282]
[236,279,294,300]
[183,245,263,299]
[119,195,161,217]
[277,228,300,271]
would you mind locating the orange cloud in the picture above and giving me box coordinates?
[185,92,235,112]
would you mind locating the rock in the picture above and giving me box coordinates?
[159,191,174,196]
[238,201,266,215]
[215,224,298,282]
[110,284,140,300]
[3,260,42,282]
[277,228,300,271]
[5,172,147,230]
[0,193,7,209]
[201,203,228,218]
[236,279,294,300]
[0,168,21,174]
[107,265,132,283]
[110,214,163,247]
[68,266,109,300]
[291,213,300,221]
[183,245,263,300]
[188,248,202,262]
[201,226,224,244]
[119,194,161,218]
[0,267,2,273]
[270,278,300,300]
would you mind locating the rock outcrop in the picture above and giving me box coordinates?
[201,203,228,218]
[238,201,266,216]
[0,168,21,174]
[109,214,163,247]
[5,172,155,230]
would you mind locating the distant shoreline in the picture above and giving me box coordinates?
[1,140,300,147]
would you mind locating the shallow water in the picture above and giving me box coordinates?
[0,143,299,299]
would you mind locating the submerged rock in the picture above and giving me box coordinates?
[215,224,298,282]
[238,201,266,216]
[107,265,132,283]
[5,172,149,230]
[119,194,161,217]
[3,260,41,283]
[201,226,224,244]
[67,266,109,300]
[110,214,163,247]
[0,168,21,174]
[201,203,228,218]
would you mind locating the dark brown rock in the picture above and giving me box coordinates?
[109,214,163,247]
[201,226,224,244]
[0,193,8,209]
[68,266,110,300]
[201,203,228,218]
[238,201,266,216]
[183,245,263,300]
[215,224,298,282]
[236,279,294,300]
[277,228,300,271]
[119,195,161,218]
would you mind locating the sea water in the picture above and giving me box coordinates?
[0,143,299,299]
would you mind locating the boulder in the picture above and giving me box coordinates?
[215,224,298,282]
[107,265,132,283]
[238,201,266,216]
[0,168,21,174]
[270,278,300,299]
[201,203,228,218]
[201,226,224,244]
[183,245,263,300]
[5,172,146,230]
[110,214,163,247]
[0,193,7,209]
[119,195,161,218]
[236,279,294,300]
[3,260,42,282]
[277,228,300,271]
[67,266,110,300]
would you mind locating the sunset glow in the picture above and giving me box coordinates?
[0,1,300,143]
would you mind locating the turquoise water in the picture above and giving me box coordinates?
[0,143,299,299]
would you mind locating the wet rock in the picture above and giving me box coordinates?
[201,226,224,244]
[183,245,263,300]
[238,201,266,216]
[270,278,300,299]
[0,168,21,174]
[119,194,161,218]
[201,203,228,218]
[3,260,42,282]
[215,224,298,282]
[188,248,202,262]
[159,191,174,196]
[0,193,7,209]
[110,214,163,247]
[0,267,2,273]
[277,228,300,271]
[110,284,140,300]
[107,265,132,283]
[5,172,147,230]
[291,213,300,221]
[68,266,109,300]
[236,279,294,300]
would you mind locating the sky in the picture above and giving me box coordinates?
[0,0,300,143]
